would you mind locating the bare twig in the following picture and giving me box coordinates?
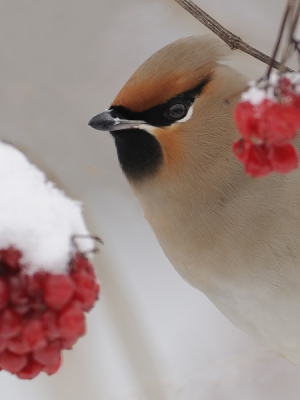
[173,0,293,71]
[290,0,300,41]
[281,0,300,69]
[71,234,103,256]
[266,0,294,77]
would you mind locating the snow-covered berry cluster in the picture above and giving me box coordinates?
[0,142,101,379]
[0,246,99,379]
[233,73,300,177]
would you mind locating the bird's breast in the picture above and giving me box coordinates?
[132,170,300,365]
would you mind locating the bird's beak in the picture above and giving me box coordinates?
[88,110,145,131]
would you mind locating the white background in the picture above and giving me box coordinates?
[1,0,300,399]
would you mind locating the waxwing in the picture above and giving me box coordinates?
[89,35,300,366]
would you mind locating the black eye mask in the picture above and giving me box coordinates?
[110,76,211,127]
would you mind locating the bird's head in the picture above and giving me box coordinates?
[89,36,246,188]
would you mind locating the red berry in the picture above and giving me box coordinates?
[278,77,293,97]
[44,274,75,310]
[269,144,299,173]
[7,335,30,355]
[0,309,22,339]
[23,320,47,351]
[0,279,9,311]
[26,272,48,299]
[0,350,27,373]
[234,101,259,139]
[291,92,300,111]
[94,281,100,298]
[232,138,251,163]
[72,268,99,311]
[13,304,31,315]
[42,354,61,375]
[245,143,272,178]
[33,340,61,366]
[9,275,28,307]
[17,359,43,379]
[0,249,98,379]
[58,302,85,339]
[61,335,78,350]
[258,101,300,144]
[0,247,22,269]
[72,254,96,275]
[0,337,7,352]
[73,253,89,268]
[41,310,60,341]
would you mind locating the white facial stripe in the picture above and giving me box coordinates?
[135,105,194,135]
[177,105,193,123]
[136,123,157,135]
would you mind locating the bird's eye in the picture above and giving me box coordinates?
[167,103,187,120]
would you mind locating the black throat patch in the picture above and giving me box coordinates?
[110,128,163,181]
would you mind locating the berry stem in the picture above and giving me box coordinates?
[71,235,103,256]
[266,0,297,79]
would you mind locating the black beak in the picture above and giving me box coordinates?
[88,110,145,132]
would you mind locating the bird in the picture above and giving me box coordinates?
[89,35,300,366]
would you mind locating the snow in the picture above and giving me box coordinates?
[286,71,300,92]
[241,85,268,105]
[0,142,93,274]
[242,71,300,104]
[241,72,278,104]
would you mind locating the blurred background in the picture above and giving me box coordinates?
[1,0,300,399]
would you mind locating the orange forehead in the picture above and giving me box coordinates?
[112,65,212,112]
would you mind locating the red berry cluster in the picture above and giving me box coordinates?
[233,76,300,177]
[0,247,99,379]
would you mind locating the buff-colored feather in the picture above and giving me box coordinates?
[114,36,300,365]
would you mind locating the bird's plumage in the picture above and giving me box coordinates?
[90,35,300,365]
[112,36,227,112]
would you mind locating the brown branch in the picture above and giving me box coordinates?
[173,0,293,72]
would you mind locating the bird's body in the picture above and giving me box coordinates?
[89,36,300,365]
[134,157,300,365]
